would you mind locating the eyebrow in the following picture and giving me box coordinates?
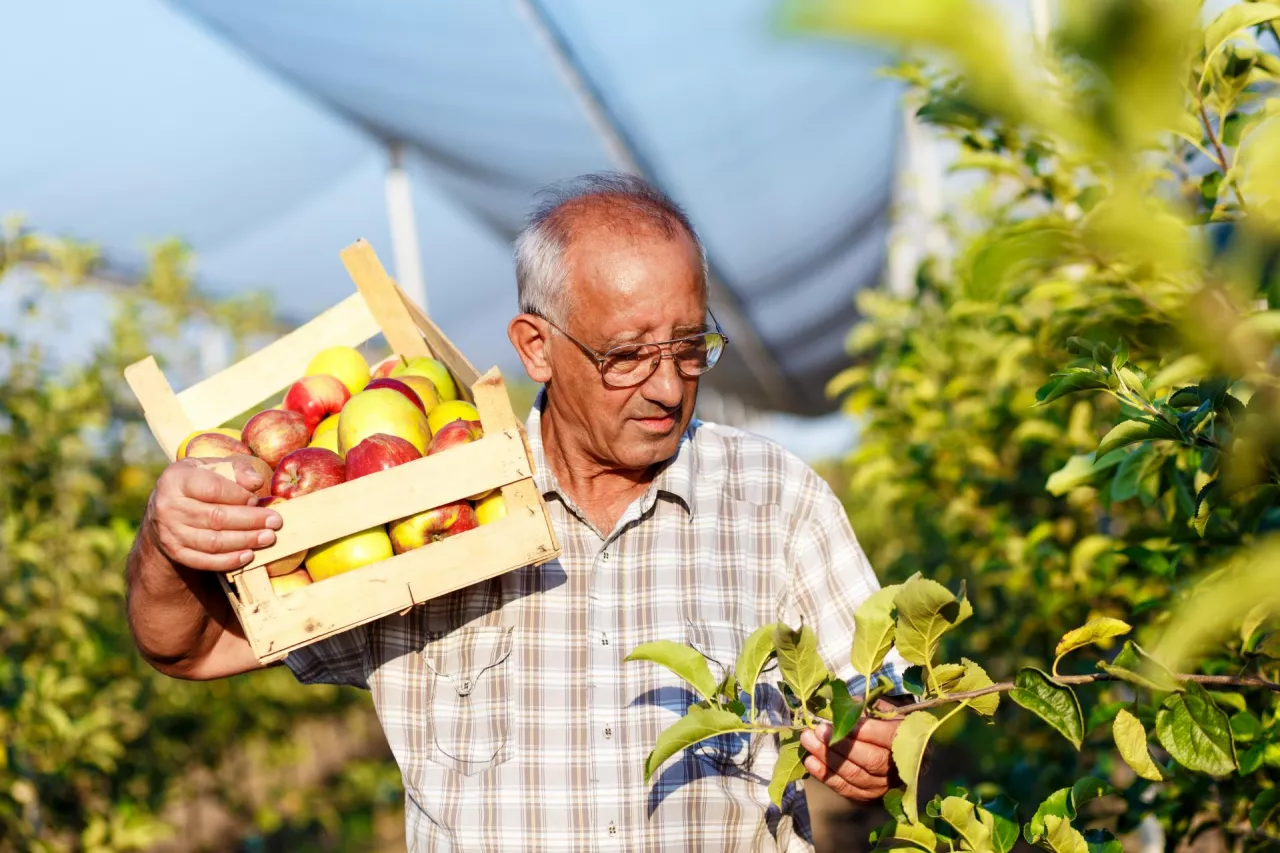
[601,324,711,350]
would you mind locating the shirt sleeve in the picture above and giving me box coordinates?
[283,624,371,690]
[784,476,907,697]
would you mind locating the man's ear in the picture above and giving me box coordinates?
[508,314,553,384]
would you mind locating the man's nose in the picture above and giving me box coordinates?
[641,354,684,409]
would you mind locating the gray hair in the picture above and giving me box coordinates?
[514,172,708,324]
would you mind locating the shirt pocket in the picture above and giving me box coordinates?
[684,619,778,775]
[422,625,514,776]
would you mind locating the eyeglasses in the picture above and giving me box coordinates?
[535,312,730,389]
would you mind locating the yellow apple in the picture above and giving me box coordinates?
[270,567,313,595]
[306,527,395,581]
[313,414,340,438]
[306,346,370,396]
[397,374,440,415]
[391,356,458,402]
[338,388,431,455]
[176,427,241,460]
[427,400,480,436]
[474,493,507,525]
[308,428,341,455]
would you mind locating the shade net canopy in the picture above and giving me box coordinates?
[3,0,899,415]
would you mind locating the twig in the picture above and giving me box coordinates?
[882,672,1280,718]
[1199,101,1230,173]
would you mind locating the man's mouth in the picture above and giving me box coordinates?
[632,412,678,433]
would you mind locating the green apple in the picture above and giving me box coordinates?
[391,356,458,402]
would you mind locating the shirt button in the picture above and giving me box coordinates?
[608,822,617,836]
[604,726,613,739]
[601,551,610,562]
[601,633,610,646]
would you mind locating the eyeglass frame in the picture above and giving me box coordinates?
[530,310,730,388]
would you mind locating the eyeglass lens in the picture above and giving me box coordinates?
[601,333,726,387]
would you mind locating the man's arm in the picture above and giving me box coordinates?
[126,457,282,681]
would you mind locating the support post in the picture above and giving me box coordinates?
[385,141,428,312]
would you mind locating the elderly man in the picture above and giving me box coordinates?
[127,173,905,851]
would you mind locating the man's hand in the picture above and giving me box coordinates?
[798,700,903,801]
[147,457,281,571]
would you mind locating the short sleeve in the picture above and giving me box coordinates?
[784,477,907,697]
[283,624,371,690]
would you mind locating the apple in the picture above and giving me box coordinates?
[370,356,401,381]
[243,409,310,468]
[427,418,483,455]
[307,526,395,581]
[284,374,350,434]
[270,567,313,595]
[184,431,252,460]
[338,387,431,456]
[177,427,242,460]
[392,356,458,402]
[308,428,341,455]
[345,433,422,481]
[427,400,481,436]
[271,447,346,499]
[389,501,478,554]
[306,345,370,396]
[218,454,274,499]
[255,496,309,576]
[363,377,427,414]
[397,374,440,415]
[474,493,507,526]
[313,413,340,438]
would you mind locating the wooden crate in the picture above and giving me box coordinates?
[124,239,560,663]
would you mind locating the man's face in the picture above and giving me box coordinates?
[547,226,706,471]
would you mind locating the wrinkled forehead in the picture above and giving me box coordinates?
[560,222,706,310]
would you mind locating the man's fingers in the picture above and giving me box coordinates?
[852,717,898,750]
[802,754,890,802]
[176,497,281,534]
[180,464,258,506]
[168,543,257,573]
[821,735,893,777]
[176,524,273,559]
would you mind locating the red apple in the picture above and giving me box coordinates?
[363,377,427,414]
[184,432,252,459]
[271,447,346,498]
[345,433,422,481]
[284,374,351,433]
[388,501,478,554]
[243,409,310,468]
[427,419,484,456]
[370,356,402,381]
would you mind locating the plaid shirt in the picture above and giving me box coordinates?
[286,394,904,852]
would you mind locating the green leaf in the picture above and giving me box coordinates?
[1025,789,1071,844]
[1111,446,1160,504]
[891,711,941,824]
[1203,4,1280,90]
[1095,420,1178,457]
[768,735,808,807]
[872,819,939,851]
[1230,710,1262,742]
[1042,815,1088,853]
[1053,617,1131,673]
[643,706,751,781]
[1097,640,1182,693]
[1082,828,1123,853]
[851,584,901,678]
[894,576,966,666]
[1155,681,1237,776]
[1046,451,1124,496]
[1240,743,1266,774]
[938,796,994,851]
[983,793,1019,853]
[1250,788,1280,829]
[734,624,777,696]
[829,678,865,745]
[626,640,720,702]
[774,622,827,702]
[1009,668,1084,749]
[1112,708,1165,782]
[954,658,999,716]
[1087,701,1126,733]
[1035,369,1109,406]
[1070,776,1112,808]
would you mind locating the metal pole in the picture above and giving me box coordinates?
[515,0,793,413]
[385,140,428,311]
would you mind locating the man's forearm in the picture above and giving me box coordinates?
[126,514,232,676]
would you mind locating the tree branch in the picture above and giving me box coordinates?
[882,672,1280,717]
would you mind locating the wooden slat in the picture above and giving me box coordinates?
[399,288,481,391]
[238,509,556,660]
[470,367,520,433]
[176,293,382,432]
[340,240,432,361]
[124,356,197,461]
[232,429,530,571]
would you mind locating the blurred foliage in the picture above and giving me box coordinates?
[795,0,1280,847]
[0,220,399,851]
